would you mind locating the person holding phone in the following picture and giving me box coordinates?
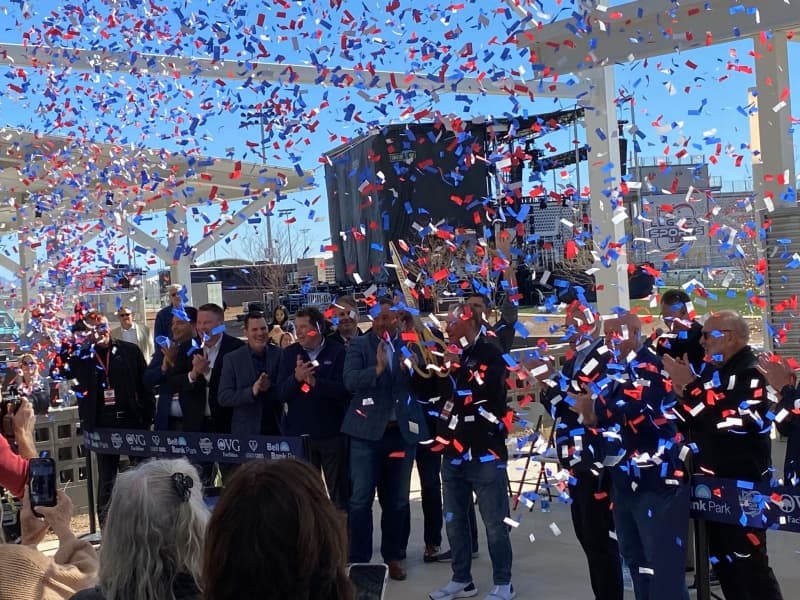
[0,489,99,599]
[0,396,37,498]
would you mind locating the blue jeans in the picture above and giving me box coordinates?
[442,459,513,586]
[348,427,416,563]
[416,443,444,547]
[612,482,690,600]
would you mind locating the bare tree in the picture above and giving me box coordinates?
[234,225,301,299]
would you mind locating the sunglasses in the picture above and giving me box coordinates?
[701,329,733,340]
[118,313,132,317]
[21,361,35,367]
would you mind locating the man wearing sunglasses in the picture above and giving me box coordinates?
[663,311,783,600]
[153,284,184,345]
[67,313,155,524]
[111,306,153,361]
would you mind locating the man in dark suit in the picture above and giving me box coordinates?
[277,306,349,509]
[67,313,155,523]
[532,300,623,600]
[342,297,429,581]
[143,306,198,431]
[218,312,282,436]
[167,303,243,485]
[186,303,245,436]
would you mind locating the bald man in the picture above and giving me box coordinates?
[574,312,689,600]
[664,310,783,600]
[532,301,622,600]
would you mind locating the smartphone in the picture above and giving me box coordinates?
[28,458,57,517]
[347,563,388,600]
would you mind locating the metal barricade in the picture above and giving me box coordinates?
[305,292,332,309]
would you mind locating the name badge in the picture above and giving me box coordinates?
[362,397,374,406]
[103,389,116,406]
[408,421,419,434]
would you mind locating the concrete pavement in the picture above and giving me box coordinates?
[383,439,800,600]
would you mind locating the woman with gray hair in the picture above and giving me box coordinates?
[70,458,209,600]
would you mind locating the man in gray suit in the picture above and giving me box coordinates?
[111,306,153,361]
[218,312,282,436]
[342,297,429,581]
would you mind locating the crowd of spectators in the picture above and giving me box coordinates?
[0,278,796,600]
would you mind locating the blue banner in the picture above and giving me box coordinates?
[691,476,800,533]
[83,428,308,463]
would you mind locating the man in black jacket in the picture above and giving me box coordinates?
[174,303,244,484]
[657,288,705,371]
[67,313,155,523]
[429,304,515,600]
[758,352,800,485]
[276,306,349,509]
[664,310,784,600]
[533,301,622,600]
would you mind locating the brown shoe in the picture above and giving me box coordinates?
[388,560,407,581]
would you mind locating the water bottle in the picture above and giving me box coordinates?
[540,498,551,513]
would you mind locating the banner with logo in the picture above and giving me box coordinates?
[83,428,309,463]
[691,476,800,533]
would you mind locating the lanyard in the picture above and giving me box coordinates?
[95,348,112,386]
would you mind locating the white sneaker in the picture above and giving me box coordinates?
[429,581,478,600]
[484,584,516,600]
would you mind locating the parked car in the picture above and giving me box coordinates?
[0,310,20,346]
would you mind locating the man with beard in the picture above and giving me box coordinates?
[277,306,349,509]
[67,313,154,523]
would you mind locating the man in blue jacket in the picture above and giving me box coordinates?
[573,312,690,600]
[277,306,349,509]
[342,297,429,581]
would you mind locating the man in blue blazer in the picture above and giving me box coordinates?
[218,312,282,436]
[342,297,429,581]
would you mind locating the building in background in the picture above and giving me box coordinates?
[296,256,335,286]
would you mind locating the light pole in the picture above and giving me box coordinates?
[299,228,310,258]
[277,208,296,264]
[241,105,274,262]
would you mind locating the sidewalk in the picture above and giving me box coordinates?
[387,443,800,600]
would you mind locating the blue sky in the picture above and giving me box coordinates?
[0,1,797,281]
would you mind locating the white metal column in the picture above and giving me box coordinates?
[756,34,798,351]
[582,66,629,314]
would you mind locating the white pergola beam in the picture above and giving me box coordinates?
[0,42,587,100]
[193,196,272,258]
[513,0,797,75]
[126,224,173,264]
